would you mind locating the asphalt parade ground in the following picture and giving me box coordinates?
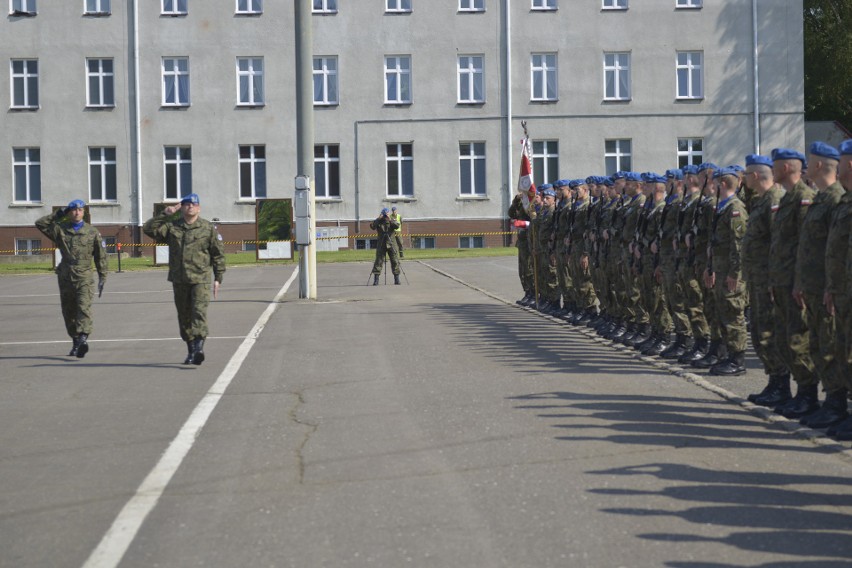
[1,256,851,568]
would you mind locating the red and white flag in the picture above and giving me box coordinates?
[518,137,535,208]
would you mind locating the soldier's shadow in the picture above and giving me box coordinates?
[4,358,195,370]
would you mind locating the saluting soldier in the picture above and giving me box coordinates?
[143,193,226,365]
[36,199,108,358]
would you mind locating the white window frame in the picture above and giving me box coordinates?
[86,58,115,108]
[676,0,702,8]
[459,235,484,248]
[386,0,411,13]
[89,147,118,202]
[386,143,414,197]
[677,137,704,167]
[15,238,42,256]
[162,57,189,107]
[313,56,338,106]
[384,55,411,104]
[602,0,627,9]
[314,144,340,199]
[312,0,337,13]
[676,51,704,100]
[11,0,36,14]
[532,140,559,184]
[604,139,632,174]
[531,0,556,10]
[459,142,486,196]
[85,0,110,14]
[459,0,484,12]
[163,146,192,201]
[236,57,264,106]
[530,53,557,102]
[162,0,187,15]
[457,55,484,104]
[10,59,38,109]
[238,145,266,200]
[603,52,630,101]
[235,0,262,15]
[13,148,41,203]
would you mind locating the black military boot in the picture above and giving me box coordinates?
[754,373,792,408]
[76,334,89,358]
[645,333,674,357]
[709,351,746,376]
[679,337,708,364]
[516,292,530,306]
[577,308,596,326]
[748,376,777,403]
[68,336,81,357]
[692,339,722,368]
[627,324,652,348]
[801,389,848,428]
[610,321,629,341]
[636,332,659,353]
[661,334,688,359]
[776,383,820,419]
[184,341,194,365]
[191,338,205,366]
[372,274,379,286]
[829,415,852,439]
[394,274,401,285]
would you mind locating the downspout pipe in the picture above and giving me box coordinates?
[752,0,760,153]
[132,0,143,249]
[503,0,513,245]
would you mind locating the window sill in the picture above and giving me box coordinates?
[384,197,416,203]
[317,197,343,203]
[88,201,120,207]
[85,105,115,111]
[530,8,557,12]
[601,8,628,11]
[161,104,191,110]
[457,195,489,201]
[9,202,44,208]
[234,11,263,16]
[457,100,485,106]
[236,103,265,109]
[530,99,558,104]
[385,10,412,15]
[383,102,412,107]
[675,6,703,10]
[10,10,36,17]
[312,10,338,15]
[161,13,187,17]
[83,11,111,17]
[458,10,485,14]
[314,102,339,108]
[675,97,705,103]
[235,199,262,204]
[9,106,39,112]
[602,98,632,104]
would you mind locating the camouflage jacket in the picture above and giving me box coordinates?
[710,195,748,279]
[553,200,572,255]
[769,180,816,288]
[658,193,682,265]
[795,181,845,294]
[640,197,666,267]
[620,193,646,247]
[742,185,784,283]
[826,190,852,295]
[36,213,108,281]
[508,194,531,242]
[675,190,701,264]
[569,197,593,256]
[143,213,226,284]
[692,194,717,270]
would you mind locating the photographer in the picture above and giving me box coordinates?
[370,208,401,285]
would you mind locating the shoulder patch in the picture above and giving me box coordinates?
[731,210,740,217]
[801,199,812,206]
[771,204,780,212]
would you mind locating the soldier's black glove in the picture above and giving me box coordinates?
[54,208,67,220]
[98,278,105,298]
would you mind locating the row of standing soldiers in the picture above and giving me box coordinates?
[508,140,852,441]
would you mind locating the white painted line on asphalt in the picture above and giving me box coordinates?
[81,267,299,568]
[0,336,246,346]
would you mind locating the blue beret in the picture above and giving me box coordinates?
[542,188,557,197]
[682,164,699,175]
[728,165,744,173]
[612,171,626,180]
[745,154,772,167]
[381,207,390,215]
[697,162,718,173]
[624,172,643,182]
[180,193,200,205]
[771,148,806,163]
[602,177,614,186]
[391,206,397,211]
[67,199,86,210]
[713,166,739,179]
[567,179,583,189]
[538,183,553,192]
[642,173,667,184]
[665,169,684,180]
[585,176,597,185]
[553,179,570,188]
[809,141,840,161]
[840,140,852,156]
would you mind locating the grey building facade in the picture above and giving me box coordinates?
[1,0,804,254]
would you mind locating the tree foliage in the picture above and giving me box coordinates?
[804,0,852,130]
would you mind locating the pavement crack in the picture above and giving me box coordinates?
[289,388,318,485]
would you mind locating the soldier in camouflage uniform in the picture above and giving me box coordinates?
[657,170,690,358]
[706,168,749,375]
[553,180,574,318]
[619,173,649,345]
[794,142,847,427]
[742,155,790,404]
[508,191,535,305]
[36,199,108,358]
[586,177,607,327]
[536,185,559,312]
[767,148,818,418]
[143,193,226,365]
[603,173,630,340]
[568,179,598,324]
[368,208,401,285]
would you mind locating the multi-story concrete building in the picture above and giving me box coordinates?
[1,0,804,255]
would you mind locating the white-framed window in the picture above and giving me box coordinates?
[13,148,41,203]
[458,55,484,104]
[103,235,117,253]
[676,51,703,100]
[237,57,264,106]
[89,147,117,202]
[314,144,340,198]
[459,235,484,248]
[164,146,191,200]
[604,52,630,101]
[604,139,631,174]
[412,236,435,249]
[532,140,559,184]
[530,53,557,101]
[459,0,484,11]
[459,142,486,196]
[15,238,42,255]
[85,0,110,14]
[236,0,261,15]
[162,0,186,15]
[676,0,702,8]
[602,0,627,8]
[11,59,38,109]
[313,56,338,105]
[162,57,189,106]
[384,55,411,104]
[312,0,337,13]
[355,238,379,250]
[86,58,114,107]
[11,0,36,15]
[238,145,266,199]
[531,0,556,10]
[677,137,703,168]
[386,0,411,13]
[387,143,414,197]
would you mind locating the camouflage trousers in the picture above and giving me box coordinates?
[836,294,852,392]
[713,275,747,353]
[643,258,670,333]
[371,242,400,276]
[622,249,648,324]
[571,251,596,310]
[173,282,211,342]
[556,248,573,306]
[516,234,534,294]
[58,271,94,338]
[393,233,405,255]
[748,279,787,376]
[699,266,721,341]
[538,251,558,303]
[606,252,626,319]
[804,292,841,394]
[678,259,709,340]
[771,285,816,387]
[660,259,689,335]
